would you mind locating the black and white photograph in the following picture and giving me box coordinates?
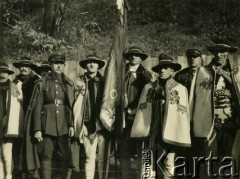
[1,0,240,178]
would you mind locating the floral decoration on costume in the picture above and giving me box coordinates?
[199,77,212,90]
[10,83,21,99]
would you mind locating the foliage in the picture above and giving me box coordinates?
[128,0,240,46]
[4,20,73,62]
[1,0,240,63]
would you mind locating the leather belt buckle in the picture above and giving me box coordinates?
[55,99,63,105]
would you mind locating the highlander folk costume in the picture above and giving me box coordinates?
[120,46,152,179]
[0,63,24,179]
[73,54,106,179]
[12,57,40,178]
[142,55,191,178]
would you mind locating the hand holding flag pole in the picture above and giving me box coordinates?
[100,0,129,138]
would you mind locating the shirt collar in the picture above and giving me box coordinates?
[129,64,140,72]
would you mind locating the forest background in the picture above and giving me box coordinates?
[1,0,240,64]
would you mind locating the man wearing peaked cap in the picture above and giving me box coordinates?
[174,49,203,177]
[20,53,75,179]
[12,57,40,178]
[175,49,203,93]
[70,53,106,179]
[137,54,190,178]
[48,54,66,63]
[0,62,24,179]
[119,46,152,179]
[180,41,240,178]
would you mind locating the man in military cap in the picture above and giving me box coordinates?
[0,62,24,179]
[27,54,75,179]
[119,46,152,179]
[12,57,40,178]
[72,54,106,179]
[175,49,203,93]
[174,49,203,177]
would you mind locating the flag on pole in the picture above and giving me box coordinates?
[100,0,128,138]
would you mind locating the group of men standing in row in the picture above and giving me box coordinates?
[0,41,240,179]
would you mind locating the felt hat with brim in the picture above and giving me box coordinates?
[48,54,66,63]
[0,62,14,75]
[151,54,181,73]
[79,54,105,69]
[207,44,237,54]
[37,61,52,72]
[13,57,37,69]
[123,46,148,61]
[186,49,202,58]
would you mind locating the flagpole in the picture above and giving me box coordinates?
[101,0,129,178]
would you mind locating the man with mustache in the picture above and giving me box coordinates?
[12,57,39,178]
[0,62,24,179]
[13,57,39,114]
[189,42,240,178]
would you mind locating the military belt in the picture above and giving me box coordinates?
[44,99,66,105]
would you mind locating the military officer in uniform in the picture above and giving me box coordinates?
[32,54,74,179]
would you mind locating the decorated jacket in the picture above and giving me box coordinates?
[131,77,191,147]
[0,80,24,138]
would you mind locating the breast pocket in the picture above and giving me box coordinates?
[43,88,52,100]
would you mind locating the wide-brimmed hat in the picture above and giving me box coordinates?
[36,61,52,73]
[151,54,181,73]
[48,54,66,63]
[186,49,202,58]
[123,46,148,61]
[79,54,105,69]
[0,62,14,75]
[207,43,237,54]
[13,56,37,69]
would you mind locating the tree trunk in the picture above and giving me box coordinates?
[42,0,68,36]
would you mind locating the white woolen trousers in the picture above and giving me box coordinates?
[0,140,13,179]
[83,132,106,179]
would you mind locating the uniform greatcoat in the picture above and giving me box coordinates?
[20,72,74,172]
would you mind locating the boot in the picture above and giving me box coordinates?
[120,157,132,179]
[40,161,51,179]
